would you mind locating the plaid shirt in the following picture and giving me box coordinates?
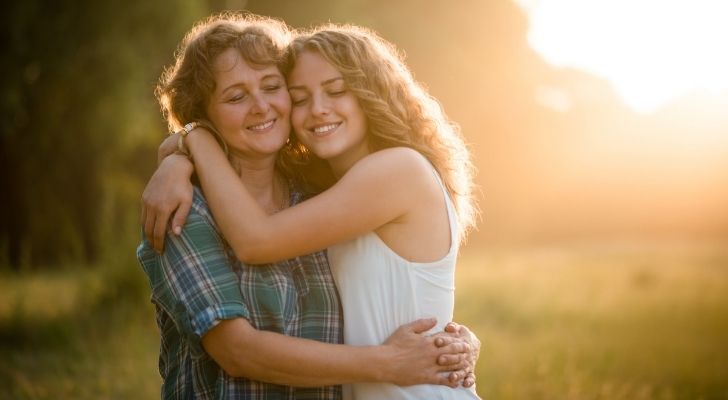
[137,186,343,400]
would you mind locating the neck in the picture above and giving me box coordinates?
[229,153,287,213]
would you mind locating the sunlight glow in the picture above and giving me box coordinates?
[514,0,728,113]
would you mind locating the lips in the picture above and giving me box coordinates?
[247,119,275,132]
[310,122,341,137]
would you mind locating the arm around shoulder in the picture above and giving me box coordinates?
[223,147,432,264]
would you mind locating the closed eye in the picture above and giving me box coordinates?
[227,94,247,103]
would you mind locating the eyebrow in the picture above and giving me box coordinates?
[221,74,283,94]
[288,77,344,91]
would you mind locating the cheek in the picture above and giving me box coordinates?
[209,103,242,127]
[206,104,227,129]
[290,108,307,135]
[347,101,368,135]
[273,92,292,117]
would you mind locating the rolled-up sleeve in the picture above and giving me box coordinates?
[137,190,248,356]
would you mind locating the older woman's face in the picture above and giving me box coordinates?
[206,48,291,159]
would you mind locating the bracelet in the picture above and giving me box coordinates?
[176,121,200,156]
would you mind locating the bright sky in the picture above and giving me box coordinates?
[514,0,728,113]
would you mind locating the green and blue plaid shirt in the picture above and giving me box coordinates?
[137,186,343,400]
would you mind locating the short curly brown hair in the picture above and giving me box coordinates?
[154,12,318,185]
[156,12,291,132]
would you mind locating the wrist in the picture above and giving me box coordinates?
[175,122,200,158]
[184,125,217,157]
[164,152,195,175]
[368,344,397,383]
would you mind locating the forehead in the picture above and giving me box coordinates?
[212,48,282,86]
[288,50,341,85]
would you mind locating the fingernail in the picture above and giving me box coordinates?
[173,226,181,235]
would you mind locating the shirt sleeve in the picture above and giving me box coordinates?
[137,190,248,356]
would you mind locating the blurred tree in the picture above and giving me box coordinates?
[0,0,209,269]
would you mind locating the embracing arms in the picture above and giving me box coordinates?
[204,316,469,387]
[138,196,471,387]
[185,127,433,263]
[139,131,481,386]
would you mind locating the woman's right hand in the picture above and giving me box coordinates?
[142,153,195,252]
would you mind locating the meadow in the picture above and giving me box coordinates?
[1,240,726,399]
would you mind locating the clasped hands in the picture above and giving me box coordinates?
[382,318,478,388]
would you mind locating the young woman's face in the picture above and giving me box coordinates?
[206,48,291,159]
[287,50,369,174]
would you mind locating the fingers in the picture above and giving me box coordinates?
[444,321,462,335]
[143,198,172,252]
[445,371,463,388]
[152,210,169,252]
[429,371,461,388]
[437,351,470,371]
[448,371,462,384]
[406,317,438,334]
[463,372,476,388]
[438,340,470,356]
[437,353,464,366]
[143,206,156,245]
[152,206,171,253]
[434,335,464,348]
[431,369,475,389]
[443,357,471,377]
[171,198,192,236]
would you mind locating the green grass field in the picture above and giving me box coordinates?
[1,240,727,399]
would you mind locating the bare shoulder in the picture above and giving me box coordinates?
[334,148,438,206]
[349,147,432,178]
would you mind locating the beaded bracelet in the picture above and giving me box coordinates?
[176,121,200,157]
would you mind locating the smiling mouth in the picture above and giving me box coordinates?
[310,122,341,136]
[248,119,275,132]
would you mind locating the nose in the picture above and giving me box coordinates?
[250,93,270,114]
[311,93,331,116]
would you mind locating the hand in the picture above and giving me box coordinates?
[434,321,481,387]
[158,133,180,164]
[141,154,195,252]
[381,318,470,388]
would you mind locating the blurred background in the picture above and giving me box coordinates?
[1,0,726,398]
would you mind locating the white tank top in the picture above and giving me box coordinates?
[328,163,480,400]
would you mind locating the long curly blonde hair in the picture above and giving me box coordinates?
[285,25,478,240]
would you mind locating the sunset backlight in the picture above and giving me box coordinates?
[514,0,728,113]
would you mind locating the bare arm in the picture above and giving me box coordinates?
[142,197,470,387]
[203,316,469,387]
[185,127,434,264]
